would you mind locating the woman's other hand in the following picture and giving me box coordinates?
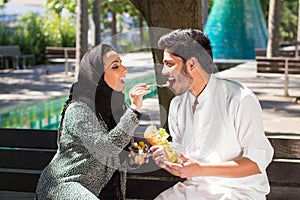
[129,83,150,112]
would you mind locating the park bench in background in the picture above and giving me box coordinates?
[255,48,300,58]
[255,56,300,96]
[45,47,76,75]
[0,128,299,199]
[0,45,34,70]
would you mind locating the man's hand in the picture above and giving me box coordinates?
[150,145,169,168]
[165,154,201,178]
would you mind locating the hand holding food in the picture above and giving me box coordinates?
[144,124,179,163]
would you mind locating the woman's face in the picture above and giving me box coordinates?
[103,50,128,92]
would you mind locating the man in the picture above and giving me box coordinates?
[151,29,274,199]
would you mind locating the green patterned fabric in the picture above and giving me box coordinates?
[204,0,267,59]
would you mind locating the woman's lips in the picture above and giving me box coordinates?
[120,77,125,84]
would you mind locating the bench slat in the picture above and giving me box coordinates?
[0,149,55,170]
[267,161,300,185]
[45,47,76,60]
[0,45,20,56]
[0,171,40,192]
[0,129,57,149]
[255,49,300,58]
[267,185,300,199]
[268,136,300,159]
[256,56,300,74]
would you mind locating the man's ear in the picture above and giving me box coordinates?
[187,57,198,71]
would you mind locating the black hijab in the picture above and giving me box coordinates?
[59,44,128,199]
[60,44,126,132]
[95,75,125,130]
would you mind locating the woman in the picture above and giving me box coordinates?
[36,44,149,199]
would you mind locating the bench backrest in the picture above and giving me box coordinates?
[0,129,57,192]
[255,49,300,58]
[0,45,21,56]
[0,128,182,198]
[45,47,76,60]
[266,133,300,199]
[1,128,299,199]
[256,56,300,74]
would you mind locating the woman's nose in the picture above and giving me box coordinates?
[122,65,128,74]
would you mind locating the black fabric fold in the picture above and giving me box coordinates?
[95,75,126,131]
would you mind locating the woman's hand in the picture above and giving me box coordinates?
[129,83,150,112]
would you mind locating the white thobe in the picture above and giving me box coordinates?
[155,74,274,200]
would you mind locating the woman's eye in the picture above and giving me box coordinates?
[112,65,119,69]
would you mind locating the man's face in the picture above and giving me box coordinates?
[162,50,191,95]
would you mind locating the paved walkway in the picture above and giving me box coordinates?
[1,52,300,135]
[219,60,300,134]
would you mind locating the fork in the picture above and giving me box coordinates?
[147,83,169,88]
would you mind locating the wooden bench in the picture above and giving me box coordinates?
[45,47,76,75]
[0,45,34,69]
[255,48,300,58]
[0,128,182,199]
[256,56,300,96]
[1,128,299,199]
[266,133,300,199]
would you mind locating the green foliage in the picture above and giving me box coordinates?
[16,12,47,63]
[0,0,8,8]
[45,0,78,14]
[280,1,298,41]
[46,0,93,14]
[0,25,15,45]
[119,39,134,52]
[102,0,140,30]
[42,12,76,47]
[0,12,76,64]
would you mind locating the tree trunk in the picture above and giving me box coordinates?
[93,0,101,45]
[267,0,281,58]
[111,9,117,48]
[139,13,144,46]
[202,0,208,27]
[75,0,89,76]
[296,0,300,58]
[130,0,202,129]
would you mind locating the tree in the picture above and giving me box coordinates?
[0,0,8,8]
[202,0,208,27]
[93,0,101,45]
[298,0,300,50]
[75,0,89,76]
[267,0,281,57]
[101,0,140,48]
[260,0,298,43]
[130,0,202,129]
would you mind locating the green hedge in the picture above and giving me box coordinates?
[0,11,76,65]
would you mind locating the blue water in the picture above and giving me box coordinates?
[0,75,157,130]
